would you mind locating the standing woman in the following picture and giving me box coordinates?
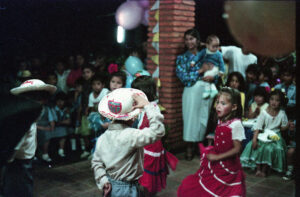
[176,29,215,160]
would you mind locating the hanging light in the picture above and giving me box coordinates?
[117,25,125,43]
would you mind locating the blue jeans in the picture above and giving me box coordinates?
[2,159,33,197]
[108,177,140,197]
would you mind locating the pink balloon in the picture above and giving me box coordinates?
[141,10,149,26]
[138,0,149,9]
[115,1,144,30]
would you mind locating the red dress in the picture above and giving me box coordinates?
[177,119,246,197]
[138,111,178,193]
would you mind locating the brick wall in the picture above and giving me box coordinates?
[147,0,195,152]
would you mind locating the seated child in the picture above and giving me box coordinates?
[247,86,269,119]
[283,120,296,180]
[240,89,289,177]
[92,88,165,197]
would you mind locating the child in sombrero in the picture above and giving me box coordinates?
[91,88,165,197]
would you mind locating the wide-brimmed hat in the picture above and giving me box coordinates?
[98,88,148,121]
[10,79,57,95]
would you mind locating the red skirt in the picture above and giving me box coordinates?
[178,145,246,197]
[139,140,178,193]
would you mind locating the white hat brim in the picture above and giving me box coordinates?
[10,84,57,95]
[98,88,147,121]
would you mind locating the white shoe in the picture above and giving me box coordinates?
[42,154,52,162]
[80,151,90,159]
[58,149,66,157]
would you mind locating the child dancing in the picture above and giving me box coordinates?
[178,87,246,197]
[131,76,178,197]
[92,88,165,197]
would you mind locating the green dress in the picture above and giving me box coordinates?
[240,109,288,172]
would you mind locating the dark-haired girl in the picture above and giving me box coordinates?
[241,89,289,177]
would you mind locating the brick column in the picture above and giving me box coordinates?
[147,0,195,151]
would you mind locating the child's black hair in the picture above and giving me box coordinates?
[131,76,157,102]
[253,86,269,103]
[218,87,242,120]
[269,89,288,108]
[226,71,246,92]
[258,66,273,84]
[75,77,85,86]
[91,73,106,85]
[246,63,259,76]
[20,91,51,101]
[280,64,295,77]
[82,64,95,73]
[110,71,127,88]
[55,91,67,102]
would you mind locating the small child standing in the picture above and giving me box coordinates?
[283,120,296,180]
[196,35,225,99]
[178,87,246,197]
[52,92,71,158]
[81,74,109,158]
[240,89,289,177]
[92,88,165,197]
[131,76,178,197]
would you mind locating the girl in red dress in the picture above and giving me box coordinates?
[178,87,246,197]
[131,76,178,197]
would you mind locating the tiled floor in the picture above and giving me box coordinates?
[33,153,295,197]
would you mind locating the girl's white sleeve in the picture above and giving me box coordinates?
[281,110,288,128]
[91,137,109,191]
[253,110,266,131]
[230,120,246,141]
[88,92,93,107]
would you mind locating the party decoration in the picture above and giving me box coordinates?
[138,0,149,9]
[123,69,134,88]
[108,63,119,74]
[116,1,144,30]
[141,9,149,26]
[125,56,144,76]
[224,1,295,57]
[134,69,151,78]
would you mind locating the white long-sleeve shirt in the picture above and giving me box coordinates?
[91,104,165,191]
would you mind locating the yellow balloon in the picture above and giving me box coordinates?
[224,1,295,57]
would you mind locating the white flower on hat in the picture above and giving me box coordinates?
[10,79,57,95]
[98,88,148,121]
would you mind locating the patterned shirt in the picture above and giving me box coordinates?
[176,51,203,87]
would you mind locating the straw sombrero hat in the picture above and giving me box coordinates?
[10,79,57,95]
[98,88,148,121]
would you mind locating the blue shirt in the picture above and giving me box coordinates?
[176,50,203,87]
[274,83,296,107]
[199,49,225,74]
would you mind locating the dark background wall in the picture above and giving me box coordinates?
[0,0,237,71]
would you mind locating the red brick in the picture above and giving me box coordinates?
[182,0,196,6]
[159,37,184,43]
[160,54,177,61]
[158,66,175,72]
[160,43,185,49]
[160,4,195,11]
[159,26,193,33]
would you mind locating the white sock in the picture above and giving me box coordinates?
[287,165,294,172]
[71,138,76,150]
[80,138,85,150]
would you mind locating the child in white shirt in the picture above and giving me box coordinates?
[92,88,165,197]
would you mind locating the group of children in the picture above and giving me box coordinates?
[8,34,296,197]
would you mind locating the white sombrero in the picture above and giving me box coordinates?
[98,88,148,121]
[10,79,57,95]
